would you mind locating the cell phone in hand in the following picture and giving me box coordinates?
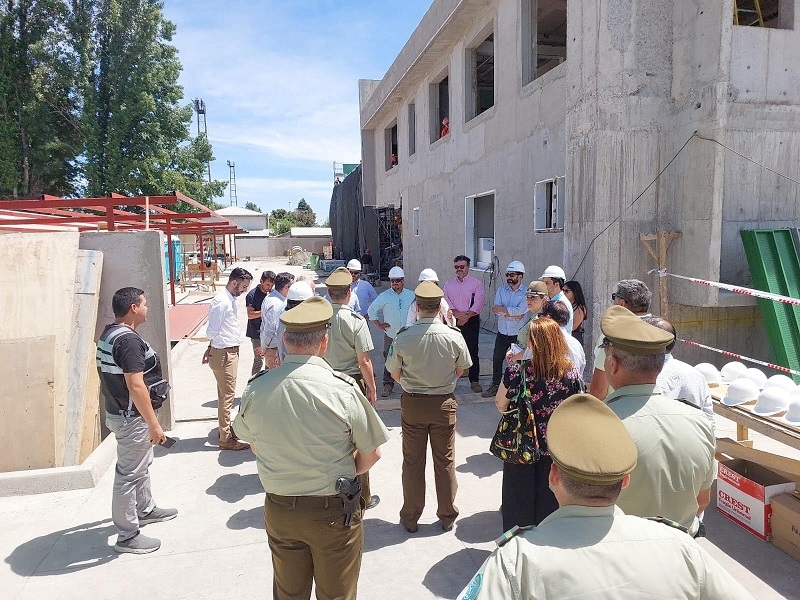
[160,436,177,448]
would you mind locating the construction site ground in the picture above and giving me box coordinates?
[2,258,799,600]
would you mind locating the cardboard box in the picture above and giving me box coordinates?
[771,492,800,561]
[716,459,796,540]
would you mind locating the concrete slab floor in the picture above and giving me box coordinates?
[2,258,799,599]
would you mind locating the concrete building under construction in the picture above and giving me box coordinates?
[358,0,800,367]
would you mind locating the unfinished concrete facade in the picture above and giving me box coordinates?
[360,0,800,364]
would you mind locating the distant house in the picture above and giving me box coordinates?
[215,206,267,232]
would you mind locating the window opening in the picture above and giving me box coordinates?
[465,193,495,268]
[430,74,450,143]
[466,33,495,120]
[385,122,398,171]
[412,207,420,236]
[534,177,565,231]
[408,103,416,156]
[522,0,567,86]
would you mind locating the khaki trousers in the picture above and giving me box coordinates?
[399,392,459,527]
[350,372,373,504]
[208,346,239,443]
[265,493,363,600]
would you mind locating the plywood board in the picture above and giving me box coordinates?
[64,250,103,466]
[0,232,79,467]
[0,336,56,471]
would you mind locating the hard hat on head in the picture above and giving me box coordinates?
[541,265,566,280]
[389,266,405,279]
[506,261,525,274]
[418,268,439,282]
[286,281,314,302]
[346,259,362,271]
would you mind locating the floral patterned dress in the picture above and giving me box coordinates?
[499,362,583,531]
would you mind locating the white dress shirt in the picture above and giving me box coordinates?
[207,289,241,349]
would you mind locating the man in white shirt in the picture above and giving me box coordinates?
[405,268,455,327]
[259,272,295,369]
[203,267,253,451]
[540,300,586,376]
[541,265,574,334]
[644,317,715,426]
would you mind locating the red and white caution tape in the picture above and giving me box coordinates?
[650,269,800,307]
[679,338,800,377]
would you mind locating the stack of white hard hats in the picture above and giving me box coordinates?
[742,367,768,390]
[752,387,791,416]
[782,388,800,426]
[721,361,748,382]
[695,363,721,387]
[722,378,760,406]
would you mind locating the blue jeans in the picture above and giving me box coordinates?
[106,413,155,541]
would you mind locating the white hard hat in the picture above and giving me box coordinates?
[694,363,721,387]
[541,265,566,280]
[782,389,800,424]
[346,259,362,271]
[742,367,767,390]
[720,361,748,382]
[418,268,439,282]
[764,374,796,392]
[753,387,791,417]
[388,266,405,279]
[506,261,525,274]
[722,378,760,406]
[286,281,314,302]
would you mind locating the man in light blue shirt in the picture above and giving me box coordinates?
[541,265,574,334]
[347,259,377,316]
[482,261,528,397]
[368,266,415,397]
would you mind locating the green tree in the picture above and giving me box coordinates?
[80,0,225,207]
[270,208,290,221]
[292,196,316,227]
[0,0,82,198]
[244,201,261,213]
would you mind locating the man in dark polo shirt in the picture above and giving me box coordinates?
[245,270,275,375]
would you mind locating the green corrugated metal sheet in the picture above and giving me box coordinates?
[740,229,800,383]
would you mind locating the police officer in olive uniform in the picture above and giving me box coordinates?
[233,296,390,600]
[458,394,753,600]
[385,281,472,533]
[325,266,380,509]
[600,305,716,536]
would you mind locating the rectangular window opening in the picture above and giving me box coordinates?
[522,0,567,86]
[465,193,495,269]
[430,74,450,143]
[412,207,420,236]
[734,0,794,29]
[466,32,495,121]
[384,121,398,171]
[534,176,565,231]
[408,103,416,156]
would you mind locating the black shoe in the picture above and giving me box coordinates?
[695,521,706,538]
[365,495,380,510]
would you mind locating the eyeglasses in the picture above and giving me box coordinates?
[349,271,360,275]
[390,278,403,283]
[505,273,522,278]
[454,264,468,270]
[599,337,613,349]
[526,293,545,299]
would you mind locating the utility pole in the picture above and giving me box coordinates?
[226,160,238,206]
[193,98,211,183]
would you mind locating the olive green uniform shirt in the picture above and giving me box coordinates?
[233,355,390,496]
[606,384,716,534]
[385,318,472,394]
[516,312,538,348]
[458,505,753,600]
[325,304,374,375]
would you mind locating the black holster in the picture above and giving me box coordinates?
[335,476,362,527]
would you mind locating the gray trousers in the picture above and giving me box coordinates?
[106,413,155,541]
[250,336,265,376]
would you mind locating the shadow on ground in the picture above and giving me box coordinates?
[206,472,263,503]
[423,547,491,598]
[454,510,502,544]
[6,520,117,576]
[227,506,264,531]
[456,452,501,479]
[363,518,447,552]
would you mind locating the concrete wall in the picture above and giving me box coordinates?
[79,231,175,431]
[234,235,333,259]
[362,0,567,329]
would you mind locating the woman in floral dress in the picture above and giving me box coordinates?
[493,317,583,531]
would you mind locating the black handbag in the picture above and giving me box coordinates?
[489,371,541,464]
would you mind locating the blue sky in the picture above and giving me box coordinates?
[161,1,432,221]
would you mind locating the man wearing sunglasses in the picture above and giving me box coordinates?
[443,255,486,393]
[482,261,527,398]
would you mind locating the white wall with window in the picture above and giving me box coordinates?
[534,176,565,231]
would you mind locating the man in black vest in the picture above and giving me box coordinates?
[97,287,177,554]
